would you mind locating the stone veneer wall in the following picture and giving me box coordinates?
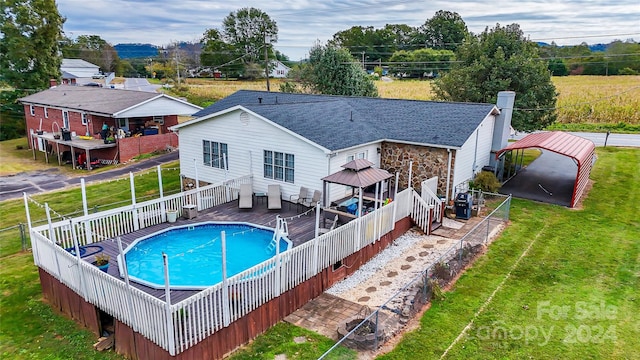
[380,142,454,196]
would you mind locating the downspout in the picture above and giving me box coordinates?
[446,149,452,202]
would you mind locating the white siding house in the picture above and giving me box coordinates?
[269,61,291,78]
[61,59,100,78]
[172,90,515,203]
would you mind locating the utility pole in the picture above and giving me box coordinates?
[175,47,181,85]
[264,33,271,92]
[361,51,365,70]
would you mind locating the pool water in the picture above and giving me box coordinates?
[123,222,290,289]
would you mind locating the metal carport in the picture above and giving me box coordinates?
[496,131,595,208]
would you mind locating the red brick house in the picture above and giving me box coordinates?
[20,85,201,169]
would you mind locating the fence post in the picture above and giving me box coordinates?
[374,310,380,350]
[19,223,27,251]
[486,210,491,244]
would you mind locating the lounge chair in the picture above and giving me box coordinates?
[239,183,253,209]
[319,214,339,234]
[303,190,322,208]
[267,184,282,210]
[289,186,309,209]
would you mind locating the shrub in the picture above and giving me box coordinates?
[471,171,502,193]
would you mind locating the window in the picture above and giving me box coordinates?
[81,113,88,125]
[152,116,164,125]
[346,151,367,162]
[62,111,69,129]
[117,118,129,131]
[264,150,294,183]
[29,105,35,116]
[203,140,228,169]
[44,107,48,118]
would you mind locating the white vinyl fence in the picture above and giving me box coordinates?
[29,177,431,356]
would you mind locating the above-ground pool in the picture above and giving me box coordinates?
[119,222,291,290]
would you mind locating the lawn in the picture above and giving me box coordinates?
[377,147,640,359]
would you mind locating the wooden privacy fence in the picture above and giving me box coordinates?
[29,177,431,356]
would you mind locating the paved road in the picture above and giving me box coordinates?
[512,131,640,147]
[124,78,161,92]
[0,151,179,203]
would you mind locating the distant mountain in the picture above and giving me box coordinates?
[537,42,609,52]
[114,43,159,59]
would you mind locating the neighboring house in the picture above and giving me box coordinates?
[20,86,202,166]
[61,58,100,78]
[60,71,78,85]
[171,90,515,203]
[269,60,291,78]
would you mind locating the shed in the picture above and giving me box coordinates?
[496,131,595,207]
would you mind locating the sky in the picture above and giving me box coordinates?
[57,0,640,60]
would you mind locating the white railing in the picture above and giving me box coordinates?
[29,183,431,356]
[420,180,444,224]
[33,175,253,248]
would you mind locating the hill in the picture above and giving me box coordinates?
[114,43,159,59]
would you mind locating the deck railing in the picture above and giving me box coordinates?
[29,180,431,356]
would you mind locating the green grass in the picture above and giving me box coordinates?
[228,322,356,360]
[378,147,640,359]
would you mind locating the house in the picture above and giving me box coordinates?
[20,85,202,168]
[269,60,291,78]
[61,58,100,78]
[171,90,515,203]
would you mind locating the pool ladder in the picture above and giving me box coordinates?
[266,216,288,253]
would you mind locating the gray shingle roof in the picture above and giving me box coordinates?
[61,58,99,69]
[19,85,161,116]
[192,90,498,150]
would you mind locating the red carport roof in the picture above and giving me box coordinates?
[496,131,595,166]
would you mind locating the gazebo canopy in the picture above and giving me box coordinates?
[321,159,393,188]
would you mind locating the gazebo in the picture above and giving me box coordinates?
[321,159,394,223]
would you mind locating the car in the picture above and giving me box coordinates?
[92,74,105,79]
[83,82,102,87]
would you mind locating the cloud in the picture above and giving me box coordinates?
[56,0,640,59]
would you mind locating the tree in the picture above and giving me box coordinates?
[282,44,378,97]
[415,10,469,51]
[388,48,455,78]
[433,23,557,132]
[200,28,241,75]
[0,0,64,140]
[222,7,277,64]
[60,35,120,73]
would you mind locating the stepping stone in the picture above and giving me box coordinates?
[406,256,416,262]
[423,244,434,249]
[419,251,429,257]
[366,286,377,293]
[401,264,411,270]
[275,354,287,360]
[380,281,392,286]
[387,271,398,277]
[437,239,448,244]
[293,336,307,344]
[358,296,371,302]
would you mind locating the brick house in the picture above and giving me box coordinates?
[20,85,201,169]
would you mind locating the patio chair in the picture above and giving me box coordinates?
[303,190,322,208]
[319,214,339,234]
[239,183,253,209]
[289,186,309,209]
[267,184,282,210]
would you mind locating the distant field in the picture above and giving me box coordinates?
[179,75,639,129]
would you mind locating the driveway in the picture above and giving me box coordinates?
[0,151,179,203]
[499,150,576,207]
[124,78,161,92]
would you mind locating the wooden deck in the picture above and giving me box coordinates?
[95,198,318,304]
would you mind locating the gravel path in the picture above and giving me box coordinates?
[326,228,458,310]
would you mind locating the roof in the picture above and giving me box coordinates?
[186,90,498,151]
[19,85,201,117]
[322,159,393,188]
[61,59,99,69]
[61,71,78,79]
[496,131,595,167]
